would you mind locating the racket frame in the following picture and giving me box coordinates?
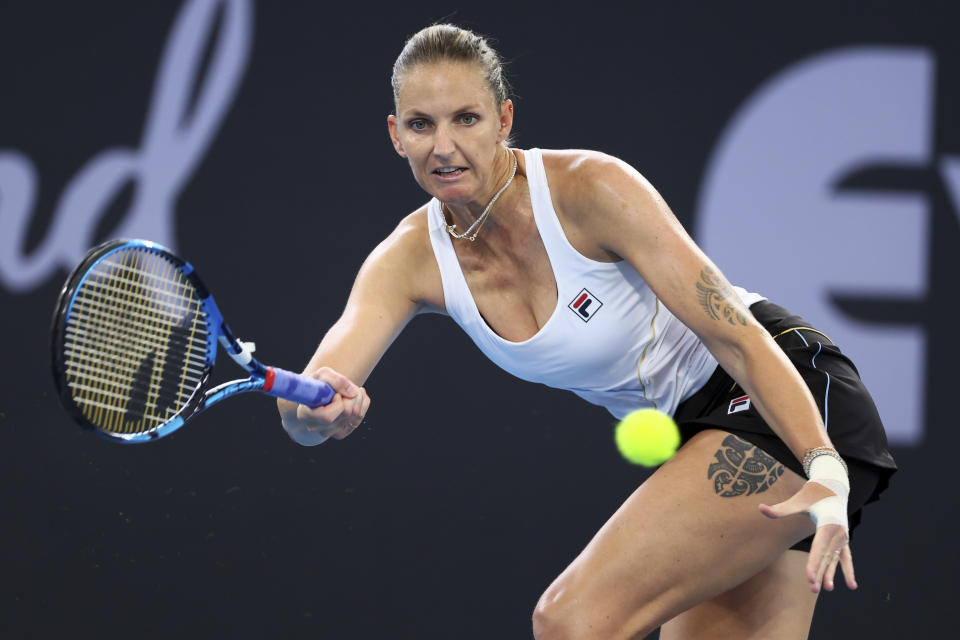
[51,239,312,444]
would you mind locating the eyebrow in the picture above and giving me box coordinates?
[403,105,483,118]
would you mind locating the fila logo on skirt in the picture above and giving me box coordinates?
[728,395,751,414]
[568,288,603,321]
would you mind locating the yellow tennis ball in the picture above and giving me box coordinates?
[614,409,681,467]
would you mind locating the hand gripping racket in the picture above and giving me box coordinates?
[50,239,334,443]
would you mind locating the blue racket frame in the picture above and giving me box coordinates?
[51,239,335,443]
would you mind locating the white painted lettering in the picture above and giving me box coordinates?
[0,0,252,292]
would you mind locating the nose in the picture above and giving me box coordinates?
[433,123,456,157]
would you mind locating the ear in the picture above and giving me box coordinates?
[387,114,407,158]
[496,99,514,144]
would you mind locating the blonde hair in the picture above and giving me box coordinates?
[391,24,511,111]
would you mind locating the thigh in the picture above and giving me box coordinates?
[659,549,818,640]
[534,429,816,640]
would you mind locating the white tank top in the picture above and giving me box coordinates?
[426,148,764,419]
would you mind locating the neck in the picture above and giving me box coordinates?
[442,147,516,228]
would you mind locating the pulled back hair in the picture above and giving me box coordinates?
[391,24,511,111]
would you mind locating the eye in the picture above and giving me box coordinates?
[408,119,429,131]
[459,114,478,125]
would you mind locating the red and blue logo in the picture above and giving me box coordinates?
[728,395,751,414]
[568,288,602,322]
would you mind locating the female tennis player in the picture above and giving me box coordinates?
[276,24,896,639]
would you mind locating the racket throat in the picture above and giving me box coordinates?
[218,332,261,372]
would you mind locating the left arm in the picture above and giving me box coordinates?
[552,151,854,593]
[556,151,829,459]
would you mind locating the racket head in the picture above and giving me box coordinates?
[51,239,220,443]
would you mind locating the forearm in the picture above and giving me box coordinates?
[707,329,832,463]
[275,320,358,420]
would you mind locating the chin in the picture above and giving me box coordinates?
[422,179,474,204]
[437,187,474,204]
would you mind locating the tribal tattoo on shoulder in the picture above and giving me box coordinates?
[708,435,785,497]
[696,266,748,326]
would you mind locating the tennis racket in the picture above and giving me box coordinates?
[50,238,335,443]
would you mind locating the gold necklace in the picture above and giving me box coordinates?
[443,152,518,242]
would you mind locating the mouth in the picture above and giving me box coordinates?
[432,166,467,179]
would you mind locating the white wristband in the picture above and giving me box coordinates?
[806,455,850,533]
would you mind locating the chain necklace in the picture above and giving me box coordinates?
[442,152,518,242]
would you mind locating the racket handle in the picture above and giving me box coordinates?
[264,367,336,407]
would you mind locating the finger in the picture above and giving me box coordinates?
[823,549,841,592]
[805,554,817,592]
[351,388,366,421]
[840,544,858,590]
[350,388,369,418]
[806,532,830,593]
[810,549,832,594]
[758,503,780,519]
[311,367,360,399]
[759,493,808,519]
[299,394,345,426]
[340,390,362,426]
[760,480,838,519]
[332,421,358,440]
[807,525,848,593]
[360,390,371,416]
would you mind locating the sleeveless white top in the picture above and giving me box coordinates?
[426,148,764,419]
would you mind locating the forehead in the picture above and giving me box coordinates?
[395,61,496,114]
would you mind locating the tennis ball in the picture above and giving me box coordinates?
[614,409,680,467]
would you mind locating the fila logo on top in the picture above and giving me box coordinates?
[728,395,751,415]
[568,288,603,321]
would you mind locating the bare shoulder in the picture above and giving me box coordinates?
[540,148,621,176]
[540,149,656,214]
[379,205,431,259]
[538,149,662,258]
[360,205,444,311]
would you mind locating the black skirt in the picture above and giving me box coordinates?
[673,300,897,550]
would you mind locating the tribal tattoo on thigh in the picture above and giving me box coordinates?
[695,266,748,326]
[708,435,785,497]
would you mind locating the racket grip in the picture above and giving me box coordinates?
[264,367,336,407]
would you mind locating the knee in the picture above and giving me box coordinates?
[532,584,574,640]
[532,575,660,640]
[531,579,601,640]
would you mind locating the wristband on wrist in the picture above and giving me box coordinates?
[804,452,850,532]
[801,445,848,478]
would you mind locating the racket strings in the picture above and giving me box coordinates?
[74,251,160,430]
[68,252,162,431]
[61,355,202,402]
[62,342,206,383]
[64,313,208,359]
[74,277,201,323]
[60,348,204,398]
[63,248,209,436]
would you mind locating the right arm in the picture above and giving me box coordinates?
[277,209,443,445]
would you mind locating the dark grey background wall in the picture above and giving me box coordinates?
[1,1,957,638]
